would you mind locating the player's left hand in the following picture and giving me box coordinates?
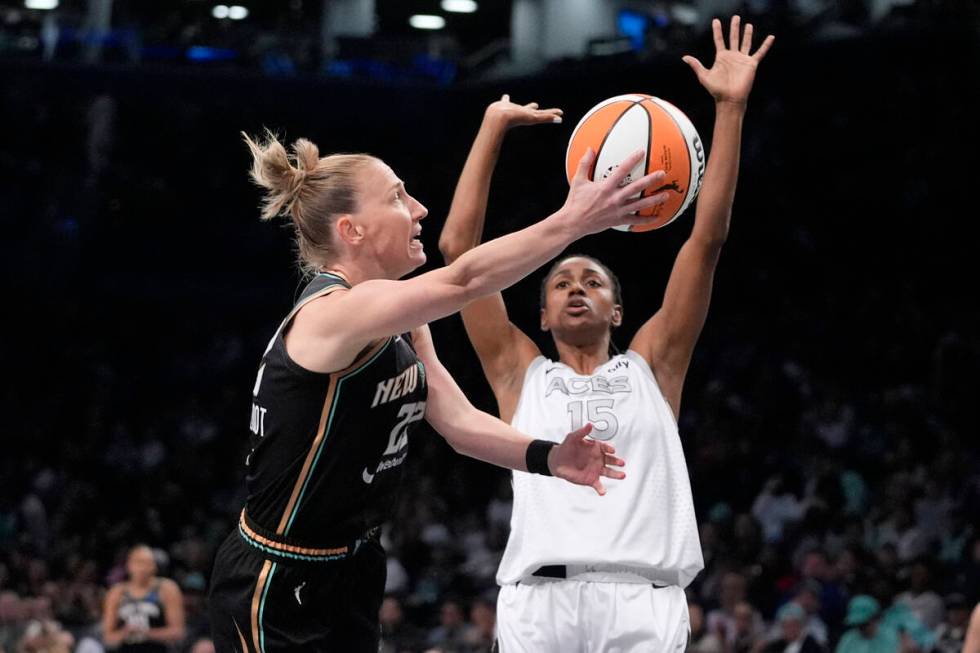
[682,16,774,106]
[548,423,625,495]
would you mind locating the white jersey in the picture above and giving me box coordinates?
[497,351,703,587]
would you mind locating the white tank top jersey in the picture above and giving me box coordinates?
[496,351,704,588]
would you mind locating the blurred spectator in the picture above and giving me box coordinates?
[784,581,829,646]
[101,546,185,652]
[753,475,806,543]
[732,601,765,653]
[461,597,495,653]
[707,571,749,645]
[426,599,472,651]
[894,558,943,629]
[761,602,826,653]
[16,619,73,653]
[379,595,426,653]
[0,592,25,653]
[689,601,724,653]
[834,596,899,653]
[933,594,971,653]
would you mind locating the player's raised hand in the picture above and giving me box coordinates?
[548,423,626,496]
[561,148,671,234]
[682,16,774,106]
[485,94,564,130]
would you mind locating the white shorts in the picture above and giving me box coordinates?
[496,578,689,653]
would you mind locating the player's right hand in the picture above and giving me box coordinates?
[485,94,563,129]
[561,149,671,235]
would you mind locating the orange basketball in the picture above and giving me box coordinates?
[566,94,704,232]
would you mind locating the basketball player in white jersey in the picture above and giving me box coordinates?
[439,17,774,652]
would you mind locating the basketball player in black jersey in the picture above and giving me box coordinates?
[207,127,674,651]
[103,545,186,653]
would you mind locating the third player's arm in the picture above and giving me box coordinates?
[438,99,553,418]
[439,102,547,422]
[630,17,773,417]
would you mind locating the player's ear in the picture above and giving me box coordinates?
[540,307,551,332]
[611,304,623,328]
[335,215,364,245]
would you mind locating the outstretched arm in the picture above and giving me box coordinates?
[630,16,774,418]
[439,96,562,418]
[294,147,669,374]
[415,325,625,495]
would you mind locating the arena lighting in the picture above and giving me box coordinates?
[441,0,477,12]
[24,0,58,9]
[211,4,229,18]
[409,14,446,30]
[228,5,248,20]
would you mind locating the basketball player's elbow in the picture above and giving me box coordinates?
[438,232,466,263]
[436,419,475,456]
[690,232,727,259]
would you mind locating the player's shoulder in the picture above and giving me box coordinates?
[621,349,658,381]
[104,582,126,602]
[157,577,182,597]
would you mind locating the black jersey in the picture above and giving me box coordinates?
[115,582,168,653]
[241,273,427,559]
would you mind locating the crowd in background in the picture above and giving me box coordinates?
[2,8,978,653]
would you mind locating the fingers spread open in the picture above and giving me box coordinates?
[620,192,670,217]
[753,34,775,61]
[741,23,753,54]
[604,453,625,467]
[601,466,626,480]
[681,55,707,78]
[619,169,666,199]
[712,18,724,51]
[573,148,596,182]
[592,479,607,496]
[604,150,645,188]
[565,422,593,442]
[729,15,740,51]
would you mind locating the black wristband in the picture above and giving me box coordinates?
[526,439,557,476]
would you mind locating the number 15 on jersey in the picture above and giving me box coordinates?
[567,399,619,440]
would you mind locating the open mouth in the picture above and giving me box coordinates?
[410,228,423,249]
[564,299,589,315]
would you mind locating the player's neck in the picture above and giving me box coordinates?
[555,339,611,375]
[320,260,378,287]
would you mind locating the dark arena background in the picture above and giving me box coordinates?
[1,0,978,652]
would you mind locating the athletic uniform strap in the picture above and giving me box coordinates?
[261,273,351,358]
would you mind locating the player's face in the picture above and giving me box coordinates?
[540,257,621,346]
[126,547,156,583]
[354,160,428,278]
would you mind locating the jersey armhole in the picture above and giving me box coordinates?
[507,355,547,426]
[272,284,351,376]
[624,350,679,430]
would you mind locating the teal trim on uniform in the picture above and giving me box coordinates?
[238,525,350,562]
[283,337,393,535]
[258,562,277,653]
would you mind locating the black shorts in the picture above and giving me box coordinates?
[208,529,386,653]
